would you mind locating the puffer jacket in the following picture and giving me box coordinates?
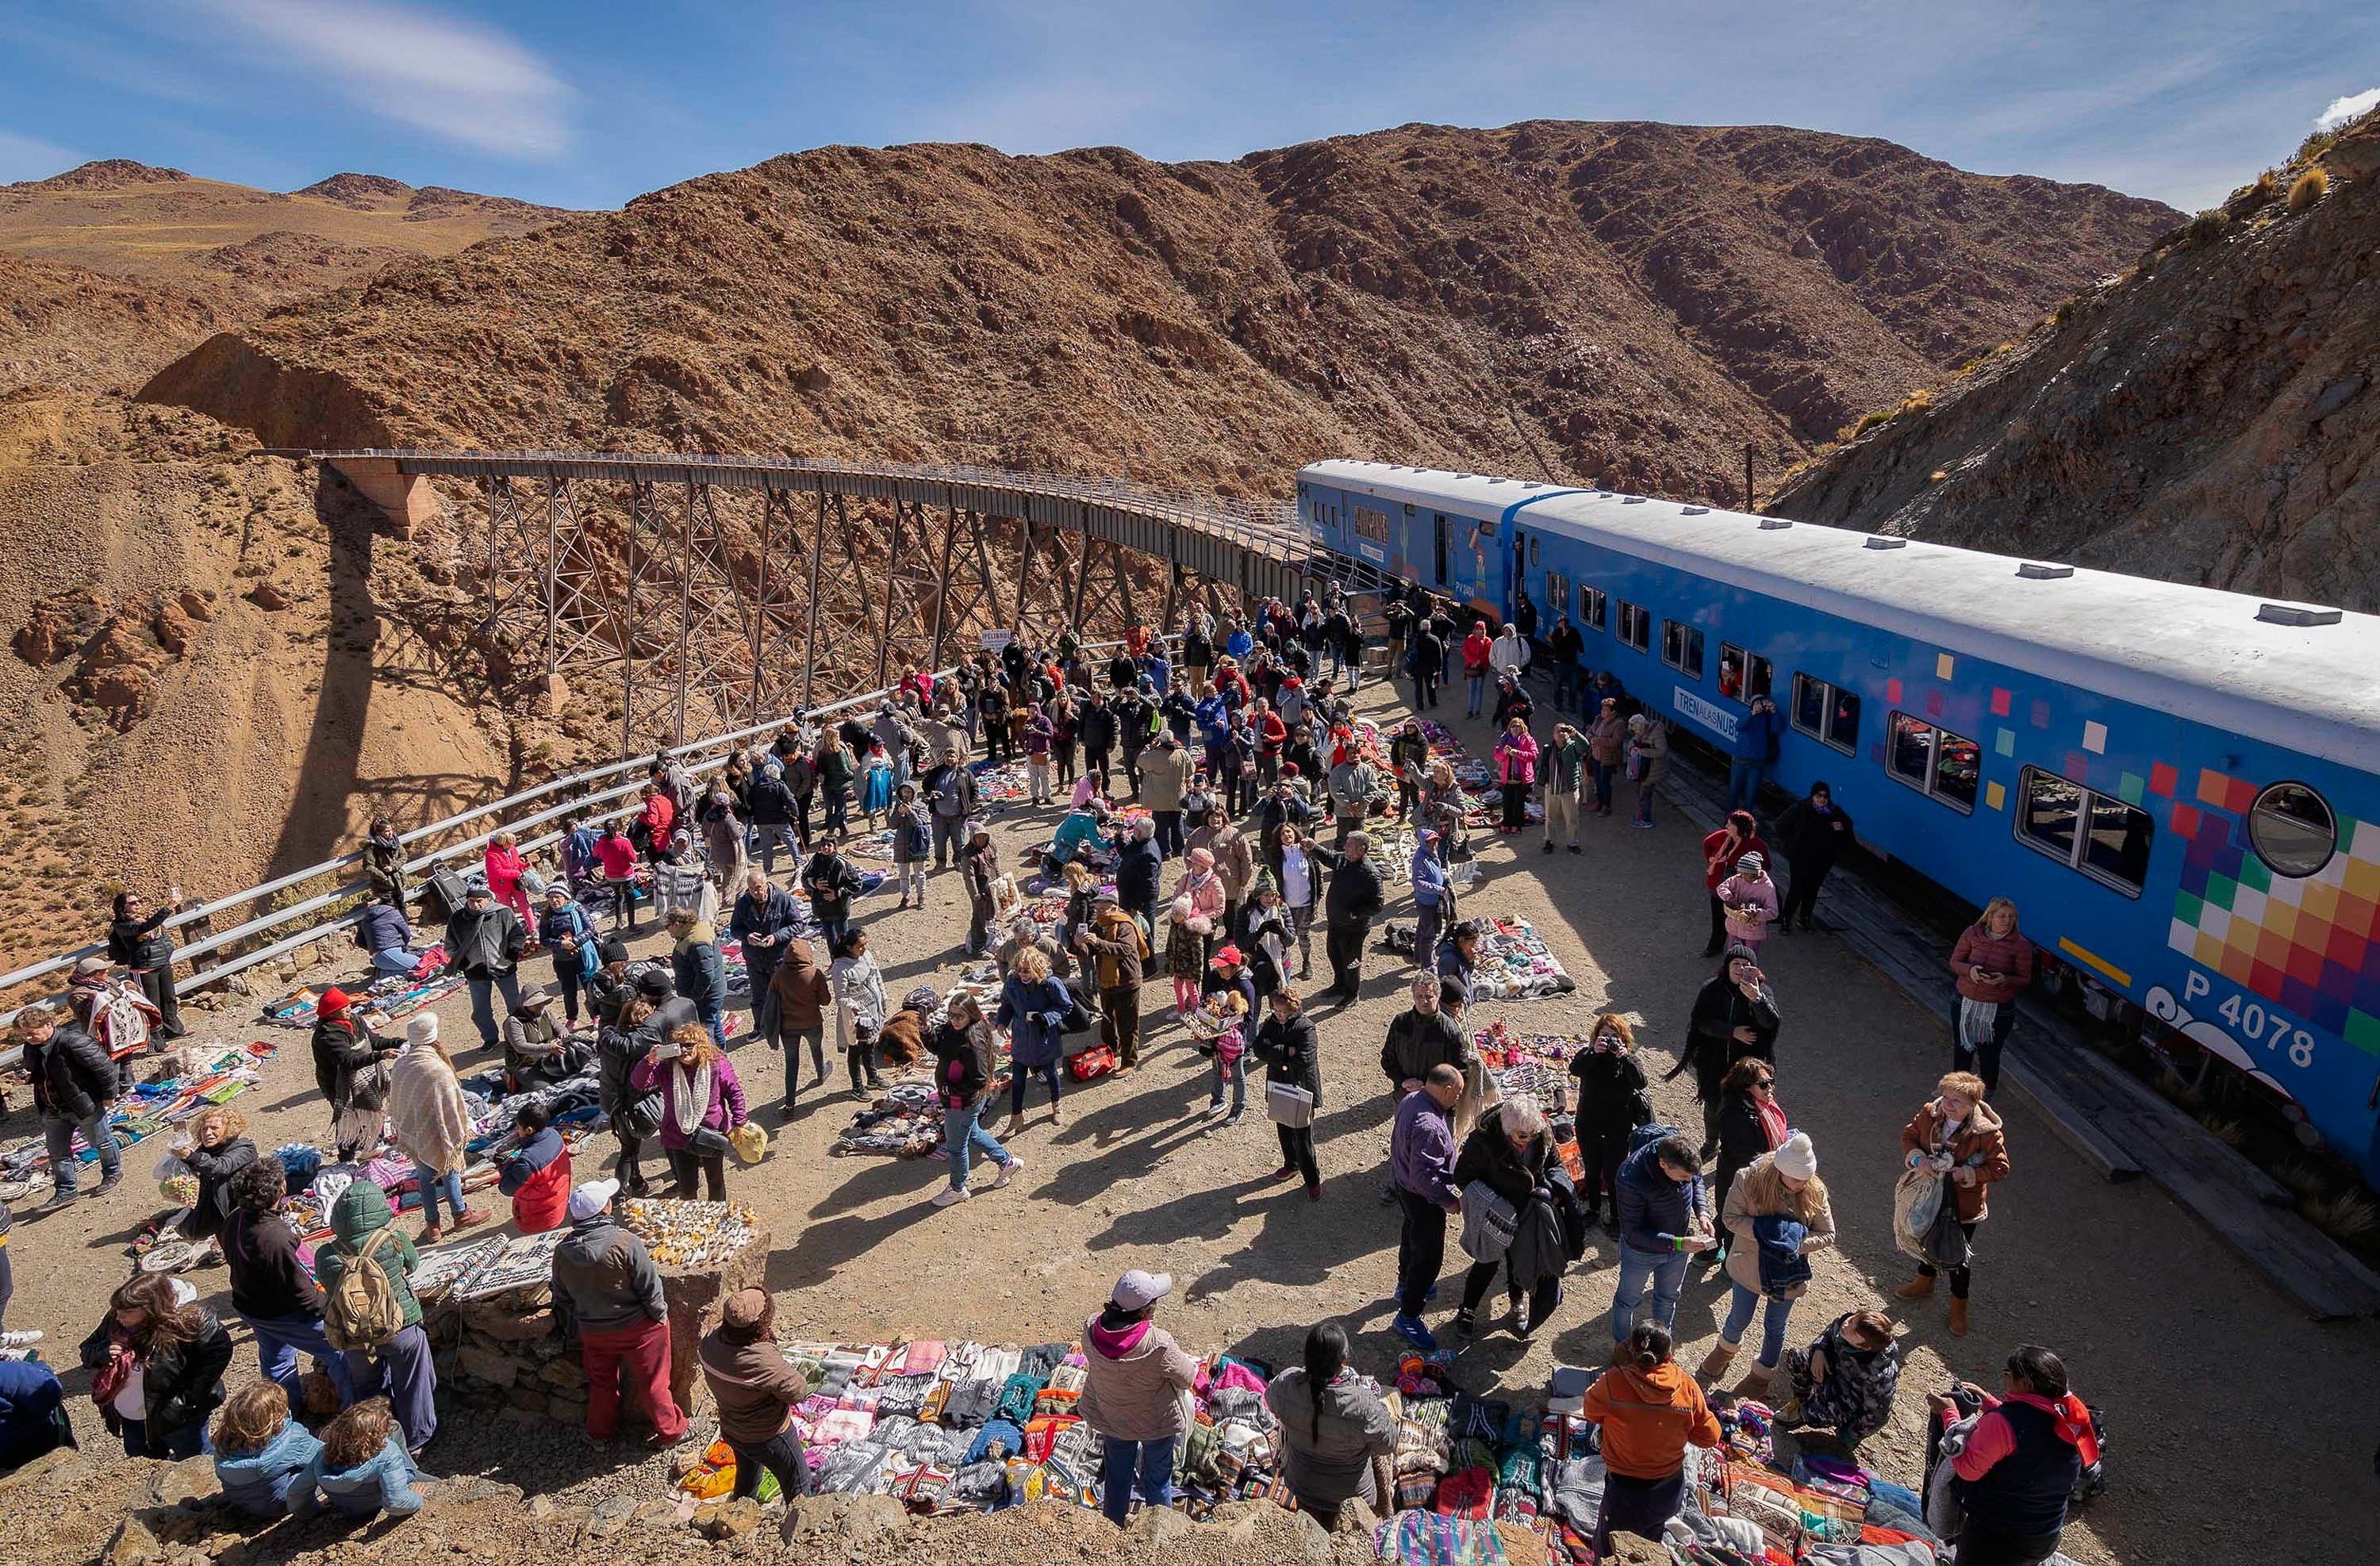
[996,975,1072,1069]
[1615,1139,1707,1257]
[673,924,727,1010]
[108,908,175,971]
[312,1181,422,1331]
[215,1422,324,1518]
[1076,1314,1199,1441]
[597,1018,655,1119]
[1265,1368,1398,1507]
[551,1212,666,1336]
[290,1434,422,1519]
[497,1126,572,1233]
[26,1021,114,1119]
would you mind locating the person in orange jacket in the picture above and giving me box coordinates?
[1581,1321,1723,1556]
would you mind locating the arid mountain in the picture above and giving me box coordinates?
[1773,111,2380,610]
[140,123,2175,503]
[0,160,578,390]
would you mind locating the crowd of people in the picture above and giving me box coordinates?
[0,585,2094,1564]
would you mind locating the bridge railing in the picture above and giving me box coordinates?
[0,635,1162,1053]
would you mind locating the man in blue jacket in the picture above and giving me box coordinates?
[1610,1132,1714,1352]
[1725,695,1786,815]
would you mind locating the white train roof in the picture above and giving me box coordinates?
[1299,460,2380,774]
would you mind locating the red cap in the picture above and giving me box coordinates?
[318,987,352,1015]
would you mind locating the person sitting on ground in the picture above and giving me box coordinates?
[501,985,573,1092]
[1776,1309,1900,1449]
[177,1103,257,1254]
[698,1288,811,1503]
[1582,1322,1722,1558]
[495,1100,573,1234]
[289,1397,424,1522]
[1264,1320,1398,1531]
[212,1380,323,1519]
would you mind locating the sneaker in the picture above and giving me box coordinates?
[1392,1315,1439,1353]
[1632,819,1653,829]
[1268,1165,1297,1183]
[1541,842,1556,854]
[0,1330,42,1349]
[991,1157,1023,1190]
[454,1207,492,1230]
[97,1170,123,1193]
[931,1185,971,1207]
[1305,1183,1322,1202]
[1569,846,1583,855]
[1223,1111,1245,1127]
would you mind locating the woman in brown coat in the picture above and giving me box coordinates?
[1894,1069,2010,1337]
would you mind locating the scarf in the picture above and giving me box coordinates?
[1756,1096,1790,1150]
[2010,1391,2102,1465]
[670,1057,716,1138]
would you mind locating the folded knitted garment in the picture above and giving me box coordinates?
[809,1407,877,1449]
[946,1459,1008,1509]
[899,1340,946,1376]
[964,1418,1026,1466]
[877,1372,938,1419]
[816,1439,892,1494]
[938,1377,1001,1430]
[1017,1342,1068,1380]
[992,1372,1045,1426]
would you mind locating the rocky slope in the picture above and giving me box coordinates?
[138,123,2174,501]
[1772,111,2380,608]
[0,160,576,390]
[0,393,614,971]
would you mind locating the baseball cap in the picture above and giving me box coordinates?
[566,1179,620,1222]
[1111,1269,1173,1311]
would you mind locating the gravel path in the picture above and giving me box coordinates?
[6,677,2375,1566]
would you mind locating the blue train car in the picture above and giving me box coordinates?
[1299,460,2380,1183]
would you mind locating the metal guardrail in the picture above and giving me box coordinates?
[0,635,1168,1056]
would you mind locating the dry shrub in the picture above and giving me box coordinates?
[1928,469,1948,483]
[1900,388,1934,415]
[2275,1160,2331,1200]
[2302,1188,2380,1248]
[2288,167,2329,212]
[2179,208,2231,249]
[2196,1112,2246,1148]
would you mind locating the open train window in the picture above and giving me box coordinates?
[1617,601,1650,652]
[1577,585,1606,632]
[1661,620,1704,679]
[2016,766,2151,896]
[2250,781,2336,877]
[1887,712,1976,814]
[1719,643,1772,703]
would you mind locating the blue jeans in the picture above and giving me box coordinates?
[248,1310,357,1407]
[370,946,424,976]
[1100,1434,1179,1526]
[943,1095,1012,1192]
[1725,760,1768,813]
[698,996,726,1050]
[1610,1244,1691,1346]
[1465,674,1487,714]
[1721,1284,1796,1369]
[1553,665,1583,709]
[466,969,524,1048]
[42,1111,121,1196]
[1210,1050,1246,1114]
[423,1169,468,1229]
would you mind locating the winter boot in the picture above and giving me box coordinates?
[1694,1339,1739,1386]
[1730,1362,1775,1401]
[1950,1297,1971,1337]
[1894,1273,1937,1301]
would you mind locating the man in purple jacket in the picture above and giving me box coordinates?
[1390,1065,1465,1350]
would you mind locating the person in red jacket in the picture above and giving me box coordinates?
[591,823,642,934]
[1253,701,1288,785]
[495,1101,573,1234]
[638,785,676,865]
[1948,897,2035,1095]
[1700,810,1769,958]
[1461,621,1495,717]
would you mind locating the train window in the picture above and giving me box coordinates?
[1793,674,1859,754]
[1577,585,1606,632]
[1719,643,1772,703]
[1617,601,1650,652]
[2016,766,2151,896]
[1529,535,1540,566]
[1545,572,1569,624]
[1662,620,1705,678]
[1887,712,1976,814]
[2250,781,2336,877]
[1353,505,1391,543]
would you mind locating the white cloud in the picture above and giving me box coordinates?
[0,127,76,183]
[2316,86,2380,132]
[186,0,572,159]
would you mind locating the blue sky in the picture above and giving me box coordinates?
[2,2,2374,212]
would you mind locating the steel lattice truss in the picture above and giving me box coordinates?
[340,451,1372,754]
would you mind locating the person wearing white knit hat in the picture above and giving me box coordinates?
[1697,1130,1835,1400]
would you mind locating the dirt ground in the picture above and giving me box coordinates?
[6,674,2376,1566]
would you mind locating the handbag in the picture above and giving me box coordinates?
[691,1124,735,1157]
[1066,1045,1118,1082]
[1264,1080,1315,1129]
[616,1092,665,1142]
[1458,1180,1518,1262]
[1892,1165,1944,1262]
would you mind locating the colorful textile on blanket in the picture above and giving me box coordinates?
[1472,1020,1593,1112]
[49,1042,280,1167]
[1468,917,1576,1002]
[265,973,463,1031]
[830,1072,1010,1157]
[1375,1509,1510,1566]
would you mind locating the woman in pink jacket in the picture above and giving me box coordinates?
[1494,717,1540,835]
[482,831,536,938]
[1714,853,1780,955]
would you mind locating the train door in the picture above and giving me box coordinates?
[1433,515,1448,587]
[1511,532,1529,624]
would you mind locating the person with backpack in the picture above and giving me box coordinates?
[108,888,188,1040]
[552,1178,688,1448]
[537,884,601,1027]
[1073,897,1150,1073]
[79,1272,234,1458]
[1936,1345,2099,1566]
[889,782,933,908]
[388,1014,489,1242]
[313,1180,436,1454]
[927,993,1020,1208]
[12,1002,121,1208]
